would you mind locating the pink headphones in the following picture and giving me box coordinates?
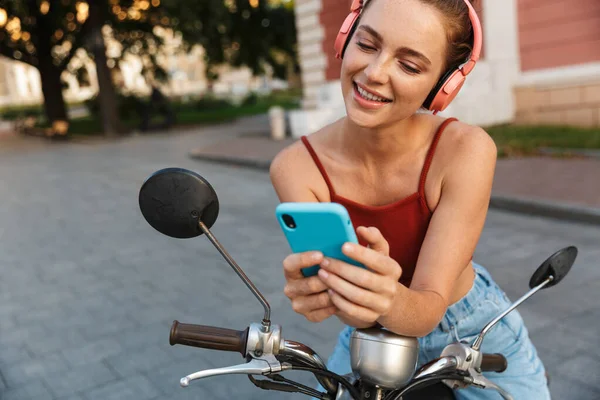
[334,0,483,112]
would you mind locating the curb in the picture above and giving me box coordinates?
[489,195,600,226]
[538,147,600,159]
[189,152,272,171]
[190,152,600,226]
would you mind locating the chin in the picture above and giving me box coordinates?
[342,94,385,129]
[344,101,414,130]
[345,108,386,129]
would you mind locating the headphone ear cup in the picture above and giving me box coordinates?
[423,69,466,112]
[334,10,361,59]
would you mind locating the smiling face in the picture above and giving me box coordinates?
[340,0,449,129]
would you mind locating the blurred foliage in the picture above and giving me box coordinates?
[56,87,302,135]
[487,124,600,157]
[193,94,234,111]
[0,0,299,124]
[241,92,259,106]
[0,103,45,121]
[0,0,298,79]
[84,92,146,120]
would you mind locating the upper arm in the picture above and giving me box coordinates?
[270,142,320,203]
[410,127,497,307]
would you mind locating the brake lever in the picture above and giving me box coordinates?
[435,343,513,400]
[469,370,514,400]
[180,355,291,387]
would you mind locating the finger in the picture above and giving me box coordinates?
[283,251,324,280]
[305,306,337,323]
[356,226,389,255]
[291,292,334,314]
[319,256,388,293]
[318,268,388,314]
[328,289,378,324]
[341,242,401,278]
[284,276,329,298]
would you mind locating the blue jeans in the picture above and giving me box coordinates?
[321,264,550,399]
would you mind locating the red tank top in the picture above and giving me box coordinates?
[300,118,458,287]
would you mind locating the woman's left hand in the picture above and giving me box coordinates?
[317,226,403,325]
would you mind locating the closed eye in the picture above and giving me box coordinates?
[356,41,376,51]
[357,39,421,75]
[401,63,421,74]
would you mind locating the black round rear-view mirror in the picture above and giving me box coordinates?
[138,168,219,239]
[529,246,577,289]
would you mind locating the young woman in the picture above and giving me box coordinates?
[270,0,549,398]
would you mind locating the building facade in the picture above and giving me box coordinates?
[0,33,286,110]
[514,0,600,127]
[290,0,600,137]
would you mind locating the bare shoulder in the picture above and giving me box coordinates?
[269,122,338,202]
[438,118,497,174]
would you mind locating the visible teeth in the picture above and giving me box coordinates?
[357,85,388,102]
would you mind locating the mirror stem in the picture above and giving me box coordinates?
[198,221,272,331]
[472,276,553,351]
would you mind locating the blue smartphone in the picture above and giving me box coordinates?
[275,202,365,277]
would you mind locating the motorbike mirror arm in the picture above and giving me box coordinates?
[198,220,272,331]
[471,275,553,351]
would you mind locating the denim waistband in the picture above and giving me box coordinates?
[438,263,498,332]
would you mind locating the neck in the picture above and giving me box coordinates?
[339,115,427,168]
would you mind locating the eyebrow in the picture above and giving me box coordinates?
[357,25,432,66]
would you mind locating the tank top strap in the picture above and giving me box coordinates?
[300,136,337,197]
[418,117,458,196]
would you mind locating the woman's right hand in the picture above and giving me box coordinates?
[283,251,337,323]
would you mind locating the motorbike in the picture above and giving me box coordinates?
[138,167,577,400]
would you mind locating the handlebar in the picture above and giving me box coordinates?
[169,321,343,397]
[481,353,508,373]
[170,320,249,356]
[168,321,510,399]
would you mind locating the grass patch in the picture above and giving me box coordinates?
[64,92,301,136]
[486,124,600,157]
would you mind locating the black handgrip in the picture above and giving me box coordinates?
[481,353,508,373]
[169,320,249,356]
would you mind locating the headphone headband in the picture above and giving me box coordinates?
[461,0,482,75]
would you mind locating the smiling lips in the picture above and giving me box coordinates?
[353,82,392,110]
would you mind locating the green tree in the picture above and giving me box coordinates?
[223,0,299,81]
[0,0,298,134]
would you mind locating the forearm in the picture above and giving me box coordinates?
[377,284,447,337]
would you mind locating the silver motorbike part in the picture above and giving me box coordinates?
[470,370,514,400]
[439,342,513,399]
[246,323,282,357]
[440,342,481,389]
[282,340,338,395]
[350,327,419,389]
[334,374,359,400]
[179,354,288,387]
[360,383,385,400]
[413,356,459,380]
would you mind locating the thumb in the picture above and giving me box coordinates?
[357,226,389,255]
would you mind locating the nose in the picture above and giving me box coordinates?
[363,55,390,85]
